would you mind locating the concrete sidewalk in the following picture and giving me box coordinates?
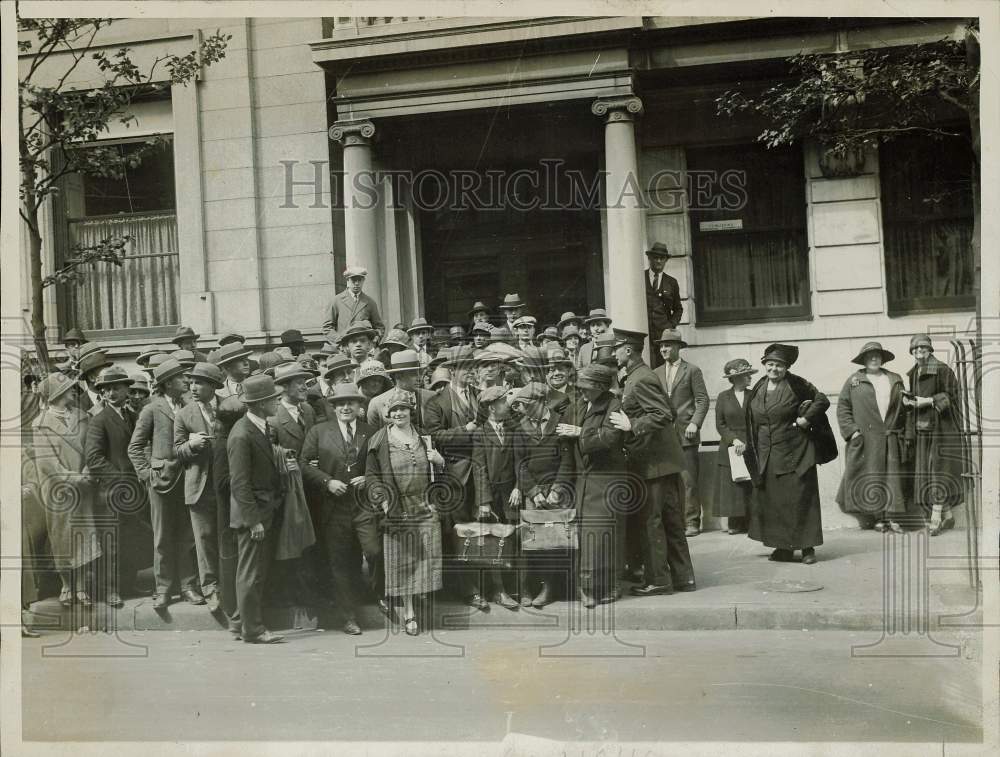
[25,527,981,633]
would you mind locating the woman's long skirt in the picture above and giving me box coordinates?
[748,466,823,549]
[383,514,443,597]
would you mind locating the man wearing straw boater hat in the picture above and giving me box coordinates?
[654,328,709,537]
[128,358,203,609]
[610,328,695,596]
[367,349,434,430]
[227,374,286,643]
[301,382,386,634]
[324,264,385,339]
[173,362,226,610]
[643,242,682,368]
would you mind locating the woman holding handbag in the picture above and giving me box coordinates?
[365,390,445,636]
[712,359,757,535]
[745,344,838,564]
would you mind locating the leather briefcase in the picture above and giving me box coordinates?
[519,508,578,551]
[453,522,516,568]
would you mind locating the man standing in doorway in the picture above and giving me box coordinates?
[644,243,683,368]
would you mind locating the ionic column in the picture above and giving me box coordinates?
[593,96,646,335]
[329,119,380,289]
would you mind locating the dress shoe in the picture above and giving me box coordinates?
[205,592,221,612]
[75,590,93,607]
[376,597,397,624]
[182,588,207,605]
[342,618,362,635]
[599,587,622,604]
[674,581,697,592]
[152,593,170,609]
[801,548,817,565]
[578,587,597,609]
[22,624,40,638]
[629,584,674,597]
[685,526,700,537]
[623,569,644,584]
[244,630,284,644]
[531,583,552,608]
[107,592,124,608]
[768,549,794,562]
[519,593,534,607]
[228,620,242,640]
[465,594,489,612]
[494,592,519,610]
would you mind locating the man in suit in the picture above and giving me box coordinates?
[497,293,525,334]
[424,344,487,610]
[215,341,253,400]
[323,265,385,339]
[75,348,112,414]
[280,329,306,358]
[368,349,434,429]
[173,362,226,609]
[643,243,683,368]
[171,325,209,362]
[127,374,151,415]
[85,366,148,607]
[341,321,379,370]
[610,328,695,596]
[300,383,384,635]
[578,309,612,368]
[654,329,710,536]
[228,374,286,643]
[128,358,202,608]
[519,346,570,415]
[406,317,435,368]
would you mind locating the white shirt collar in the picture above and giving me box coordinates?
[246,411,268,435]
[338,418,356,438]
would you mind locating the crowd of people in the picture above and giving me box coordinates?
[20,245,968,642]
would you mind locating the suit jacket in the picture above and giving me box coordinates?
[267,401,316,456]
[424,385,481,487]
[300,418,372,517]
[644,268,683,335]
[173,400,216,505]
[578,340,595,368]
[324,289,385,336]
[472,420,516,516]
[305,381,332,423]
[620,359,686,480]
[128,396,186,494]
[85,404,136,484]
[655,359,709,447]
[512,412,575,503]
[227,415,285,529]
[367,386,435,430]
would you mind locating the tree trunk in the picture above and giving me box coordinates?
[24,201,49,376]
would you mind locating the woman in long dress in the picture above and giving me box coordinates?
[365,390,445,636]
[712,359,757,535]
[745,344,838,564]
[835,341,911,532]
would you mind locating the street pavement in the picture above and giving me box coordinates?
[21,628,982,744]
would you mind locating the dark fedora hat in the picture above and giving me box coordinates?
[644,242,670,258]
[852,341,895,366]
[242,374,281,404]
[498,293,525,310]
[584,308,612,325]
[153,358,188,387]
[171,325,201,345]
[340,321,377,344]
[215,341,253,367]
[386,349,423,374]
[136,344,165,368]
[272,362,313,385]
[761,343,799,367]
[280,328,304,346]
[189,362,224,387]
[94,366,133,389]
[653,328,688,348]
[63,328,87,345]
[77,349,112,377]
[322,353,354,381]
[534,326,560,345]
[467,301,490,318]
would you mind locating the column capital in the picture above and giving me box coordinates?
[329,119,376,146]
[591,96,644,124]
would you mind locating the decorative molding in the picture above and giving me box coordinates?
[592,96,644,123]
[329,119,376,146]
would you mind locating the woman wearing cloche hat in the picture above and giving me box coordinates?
[744,344,838,564]
[835,342,914,533]
[712,359,758,535]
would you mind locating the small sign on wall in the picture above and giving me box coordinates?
[699,219,743,232]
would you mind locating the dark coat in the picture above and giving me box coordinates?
[744,372,837,487]
[619,359,686,480]
[905,355,968,509]
[267,401,316,456]
[227,415,285,529]
[512,411,575,504]
[713,387,752,518]
[472,420,516,521]
[644,268,683,336]
[575,392,628,519]
[424,385,480,487]
[835,369,910,516]
[300,418,373,519]
[324,289,385,336]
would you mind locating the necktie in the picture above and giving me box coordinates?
[345,423,354,444]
